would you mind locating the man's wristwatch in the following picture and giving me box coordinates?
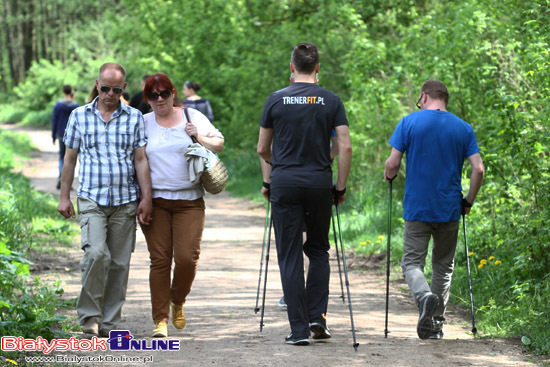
[262,182,271,190]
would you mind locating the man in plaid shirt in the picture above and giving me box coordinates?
[57,62,152,337]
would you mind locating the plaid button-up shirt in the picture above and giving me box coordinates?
[63,98,147,206]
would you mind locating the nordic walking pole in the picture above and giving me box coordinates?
[254,201,271,313]
[259,215,273,332]
[334,202,359,351]
[462,213,478,337]
[331,211,345,303]
[384,176,395,338]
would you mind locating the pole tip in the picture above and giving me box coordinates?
[353,343,359,351]
[472,327,478,337]
[254,307,260,313]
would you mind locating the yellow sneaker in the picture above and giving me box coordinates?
[152,320,168,337]
[171,303,186,329]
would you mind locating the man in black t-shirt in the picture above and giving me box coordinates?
[257,42,353,346]
[129,74,151,115]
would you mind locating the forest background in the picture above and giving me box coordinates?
[0,0,548,357]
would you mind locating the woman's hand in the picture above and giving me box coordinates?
[185,123,198,139]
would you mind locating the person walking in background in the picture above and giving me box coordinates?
[130,74,152,115]
[257,42,352,346]
[140,73,224,338]
[182,81,214,121]
[51,85,79,189]
[57,62,152,337]
[384,79,485,340]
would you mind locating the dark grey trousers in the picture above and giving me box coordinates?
[401,220,459,320]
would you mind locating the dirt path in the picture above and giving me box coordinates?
[7,125,544,366]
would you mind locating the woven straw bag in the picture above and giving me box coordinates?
[183,108,229,194]
[201,156,229,194]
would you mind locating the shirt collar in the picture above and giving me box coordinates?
[86,97,129,116]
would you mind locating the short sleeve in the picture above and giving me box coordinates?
[134,112,147,149]
[465,125,480,158]
[389,117,407,153]
[63,109,81,150]
[333,98,349,127]
[259,95,274,129]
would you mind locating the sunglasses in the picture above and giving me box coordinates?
[99,85,124,94]
[148,89,172,101]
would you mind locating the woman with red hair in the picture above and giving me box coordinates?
[140,73,224,337]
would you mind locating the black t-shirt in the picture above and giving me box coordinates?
[260,82,348,189]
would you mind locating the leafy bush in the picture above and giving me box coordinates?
[13,59,82,112]
[0,105,28,125]
[20,110,53,127]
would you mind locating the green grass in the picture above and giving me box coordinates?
[223,147,264,202]
[0,127,79,343]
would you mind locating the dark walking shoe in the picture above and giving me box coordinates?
[429,330,444,339]
[285,333,310,346]
[417,293,439,339]
[310,316,331,339]
[429,318,444,339]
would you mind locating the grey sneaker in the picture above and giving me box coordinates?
[278,296,287,308]
[417,293,439,339]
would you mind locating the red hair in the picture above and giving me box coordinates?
[143,73,182,107]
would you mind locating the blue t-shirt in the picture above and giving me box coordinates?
[389,109,480,222]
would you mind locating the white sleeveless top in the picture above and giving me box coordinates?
[144,107,224,200]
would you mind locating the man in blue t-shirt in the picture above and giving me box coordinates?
[384,80,484,340]
[257,43,352,346]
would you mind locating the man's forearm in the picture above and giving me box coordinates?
[260,159,272,183]
[465,153,485,204]
[59,160,76,200]
[135,160,152,200]
[466,170,484,203]
[336,146,352,190]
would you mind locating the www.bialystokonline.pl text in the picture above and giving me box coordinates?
[24,355,154,364]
